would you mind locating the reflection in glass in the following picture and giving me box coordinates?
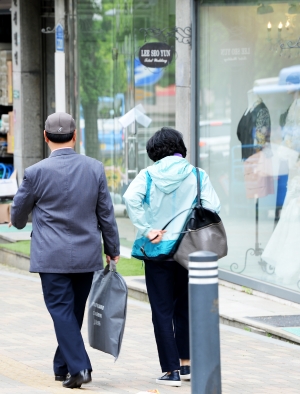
[197,2,300,293]
[77,0,176,249]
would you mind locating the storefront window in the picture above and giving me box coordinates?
[77,0,176,248]
[198,1,300,293]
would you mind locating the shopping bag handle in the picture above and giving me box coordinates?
[109,260,117,272]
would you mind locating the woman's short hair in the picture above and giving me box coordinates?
[45,131,74,143]
[146,127,187,162]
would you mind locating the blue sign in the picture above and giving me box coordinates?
[134,58,163,87]
[55,24,64,52]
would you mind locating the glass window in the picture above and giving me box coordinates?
[77,0,176,249]
[197,1,300,292]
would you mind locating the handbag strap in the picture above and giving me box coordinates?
[144,167,200,232]
[161,207,192,231]
[196,167,201,207]
[162,167,201,230]
[140,167,201,257]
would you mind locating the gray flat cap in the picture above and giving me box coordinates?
[45,112,76,134]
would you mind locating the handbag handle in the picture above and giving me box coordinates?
[196,167,201,206]
[140,206,192,258]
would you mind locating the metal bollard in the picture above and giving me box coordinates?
[189,251,222,394]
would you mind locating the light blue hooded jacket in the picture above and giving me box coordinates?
[123,156,221,260]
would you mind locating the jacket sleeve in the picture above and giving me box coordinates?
[200,170,221,214]
[96,164,120,257]
[123,170,152,237]
[11,170,35,229]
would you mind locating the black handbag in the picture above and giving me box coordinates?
[173,167,228,269]
[140,168,227,267]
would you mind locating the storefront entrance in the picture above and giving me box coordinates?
[197,1,300,300]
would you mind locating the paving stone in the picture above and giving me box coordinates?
[1,268,300,393]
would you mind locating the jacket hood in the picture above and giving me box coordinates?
[147,156,194,194]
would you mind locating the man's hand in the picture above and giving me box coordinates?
[106,255,120,264]
[8,222,12,228]
[147,229,167,244]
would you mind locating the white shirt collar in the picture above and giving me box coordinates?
[51,147,73,153]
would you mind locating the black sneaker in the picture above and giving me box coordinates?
[180,365,190,381]
[156,370,181,387]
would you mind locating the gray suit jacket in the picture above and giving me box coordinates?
[11,148,120,273]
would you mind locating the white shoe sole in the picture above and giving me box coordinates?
[155,379,182,387]
[180,373,191,381]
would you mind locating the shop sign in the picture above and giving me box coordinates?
[220,39,253,68]
[55,24,64,52]
[139,42,173,68]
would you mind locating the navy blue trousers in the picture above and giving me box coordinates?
[144,260,190,372]
[39,272,93,376]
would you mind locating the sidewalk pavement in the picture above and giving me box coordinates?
[126,276,300,345]
[1,265,300,393]
[4,243,300,346]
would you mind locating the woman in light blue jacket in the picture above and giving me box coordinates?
[123,127,220,387]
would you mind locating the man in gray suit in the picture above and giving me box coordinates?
[11,112,120,389]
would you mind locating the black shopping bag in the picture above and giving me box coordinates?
[88,262,128,359]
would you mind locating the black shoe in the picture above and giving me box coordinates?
[55,374,67,382]
[156,370,181,387]
[62,369,92,389]
[180,365,191,381]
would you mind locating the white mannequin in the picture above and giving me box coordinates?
[245,89,262,115]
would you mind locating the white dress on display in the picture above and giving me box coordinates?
[282,98,300,152]
[262,173,300,285]
[262,96,300,285]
